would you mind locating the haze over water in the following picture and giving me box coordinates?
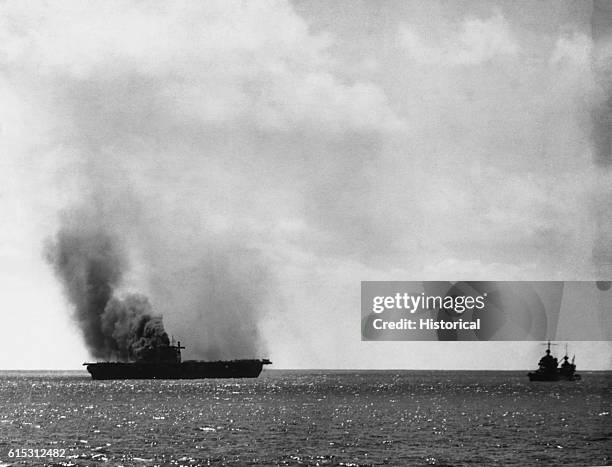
[1,371,609,466]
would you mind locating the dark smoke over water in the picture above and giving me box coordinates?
[46,222,169,361]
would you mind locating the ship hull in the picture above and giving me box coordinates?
[85,360,270,380]
[527,371,581,382]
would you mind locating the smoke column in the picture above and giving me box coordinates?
[46,217,169,361]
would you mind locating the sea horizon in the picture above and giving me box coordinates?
[2,368,611,373]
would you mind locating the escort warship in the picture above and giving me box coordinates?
[527,342,581,382]
[84,341,271,380]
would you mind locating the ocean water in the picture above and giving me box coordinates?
[0,370,609,466]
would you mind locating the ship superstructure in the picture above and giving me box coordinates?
[527,342,581,381]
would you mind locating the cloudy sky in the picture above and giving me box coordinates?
[1,0,610,369]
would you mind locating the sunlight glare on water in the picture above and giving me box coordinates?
[0,371,609,466]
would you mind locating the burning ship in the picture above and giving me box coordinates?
[527,342,581,382]
[84,340,271,380]
[47,223,272,380]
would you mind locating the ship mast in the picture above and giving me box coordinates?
[174,340,186,363]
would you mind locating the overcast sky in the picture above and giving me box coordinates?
[1,0,610,370]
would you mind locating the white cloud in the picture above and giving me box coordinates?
[550,32,592,67]
[399,14,519,65]
[0,0,401,134]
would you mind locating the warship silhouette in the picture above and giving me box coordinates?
[527,342,581,382]
[84,341,271,380]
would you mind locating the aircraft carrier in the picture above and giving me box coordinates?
[84,341,271,380]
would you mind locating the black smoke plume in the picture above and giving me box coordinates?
[46,221,169,361]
